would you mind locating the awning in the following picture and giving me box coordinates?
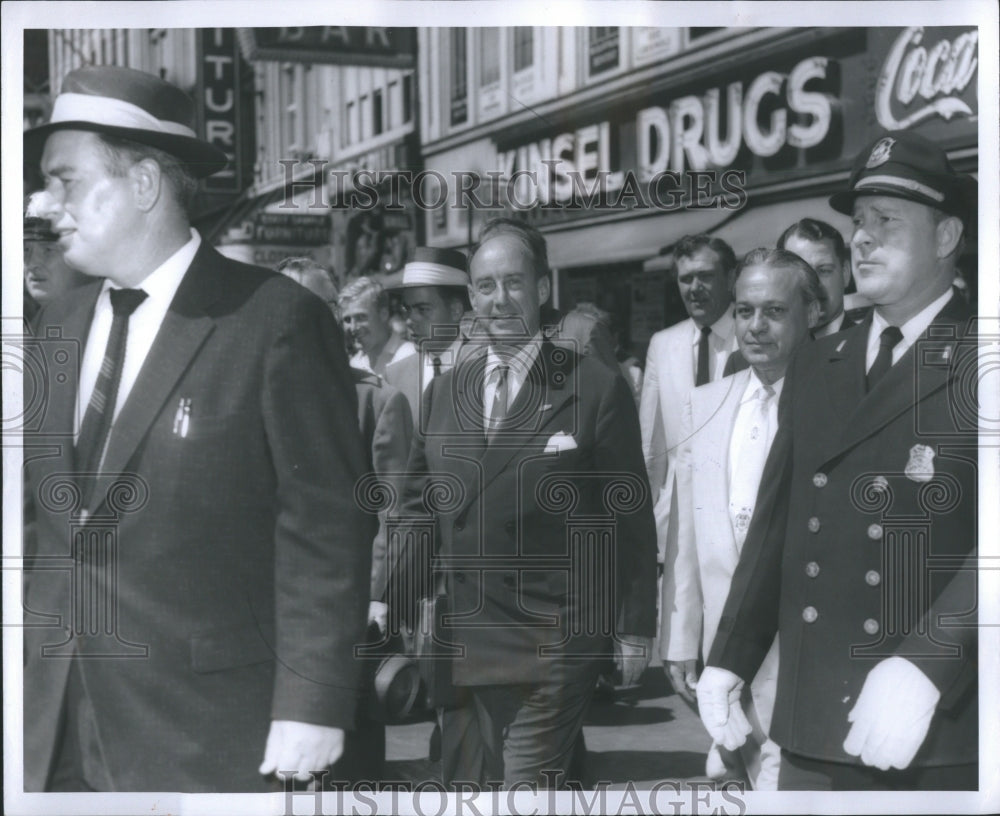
[546,195,852,270]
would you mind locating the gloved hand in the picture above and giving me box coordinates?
[843,656,940,771]
[696,666,752,751]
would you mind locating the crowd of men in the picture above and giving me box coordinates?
[21,66,978,795]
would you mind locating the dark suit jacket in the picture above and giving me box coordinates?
[390,341,658,687]
[23,242,376,791]
[709,293,977,767]
[353,368,412,600]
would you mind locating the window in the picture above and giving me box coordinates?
[402,73,413,123]
[479,28,500,87]
[513,27,533,73]
[281,64,298,149]
[388,80,399,129]
[450,28,468,126]
[373,88,384,135]
[588,27,620,77]
[361,94,371,140]
[345,100,357,145]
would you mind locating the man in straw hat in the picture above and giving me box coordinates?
[23,66,375,792]
[697,130,979,790]
[384,246,473,423]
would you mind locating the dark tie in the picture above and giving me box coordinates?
[696,325,712,386]
[866,325,903,391]
[487,363,509,443]
[432,354,442,378]
[75,288,148,495]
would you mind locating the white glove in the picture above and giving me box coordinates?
[696,666,753,751]
[259,720,345,781]
[368,600,388,635]
[843,656,940,771]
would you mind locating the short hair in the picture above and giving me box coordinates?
[734,247,825,308]
[472,217,549,281]
[777,218,849,266]
[339,275,387,311]
[95,133,199,215]
[276,256,338,294]
[673,234,737,274]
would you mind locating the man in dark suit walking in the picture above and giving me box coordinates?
[23,66,374,792]
[698,130,978,790]
[391,218,658,788]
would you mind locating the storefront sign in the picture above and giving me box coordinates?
[197,28,242,193]
[252,213,330,245]
[875,27,978,130]
[237,27,416,69]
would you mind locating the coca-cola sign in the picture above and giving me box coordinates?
[876,26,978,130]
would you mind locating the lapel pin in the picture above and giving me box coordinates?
[173,398,192,438]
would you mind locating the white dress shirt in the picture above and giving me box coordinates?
[866,288,953,372]
[352,333,415,377]
[75,229,201,438]
[815,310,847,337]
[691,310,736,383]
[483,334,542,432]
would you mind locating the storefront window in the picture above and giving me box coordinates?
[450,28,468,126]
[373,88,384,135]
[588,27,620,77]
[514,27,533,73]
[480,27,501,87]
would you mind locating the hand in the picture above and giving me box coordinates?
[614,635,653,687]
[843,657,941,771]
[259,720,346,782]
[368,600,388,635]
[696,666,752,751]
[665,658,699,705]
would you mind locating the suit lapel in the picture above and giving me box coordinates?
[88,245,220,514]
[830,294,970,460]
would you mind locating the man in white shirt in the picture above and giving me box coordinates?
[699,130,978,790]
[23,66,374,792]
[340,276,415,376]
[665,248,822,789]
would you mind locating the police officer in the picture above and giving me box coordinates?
[696,130,978,791]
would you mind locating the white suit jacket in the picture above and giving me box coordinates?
[663,368,779,731]
[639,316,736,564]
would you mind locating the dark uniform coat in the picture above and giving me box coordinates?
[709,293,977,767]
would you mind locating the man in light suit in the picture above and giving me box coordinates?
[341,276,415,376]
[699,131,978,790]
[638,235,738,712]
[23,67,375,792]
[390,218,658,788]
[385,246,472,424]
[665,249,822,789]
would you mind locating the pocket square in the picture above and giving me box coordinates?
[544,432,577,453]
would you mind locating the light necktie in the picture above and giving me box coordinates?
[866,325,903,391]
[729,383,775,550]
[75,288,148,500]
[486,363,509,443]
[696,325,712,386]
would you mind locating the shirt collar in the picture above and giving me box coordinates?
[100,228,200,302]
[870,288,954,352]
[486,332,543,380]
[691,309,735,345]
[742,368,784,405]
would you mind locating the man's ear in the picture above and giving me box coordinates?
[935,215,964,259]
[537,274,551,307]
[129,158,162,213]
[807,298,822,330]
[841,259,852,288]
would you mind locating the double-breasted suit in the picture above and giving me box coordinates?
[23,243,375,791]
[709,294,977,770]
[665,368,780,787]
[393,341,658,687]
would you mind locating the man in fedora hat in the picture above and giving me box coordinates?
[23,66,374,792]
[385,246,473,423]
[697,130,978,790]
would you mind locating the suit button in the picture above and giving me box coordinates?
[865,570,881,586]
[503,576,516,589]
[805,561,820,578]
[867,524,883,540]
[802,606,818,623]
[863,618,879,635]
[807,517,821,533]
[812,473,828,488]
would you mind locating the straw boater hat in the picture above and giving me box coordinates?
[829,130,977,227]
[395,246,469,288]
[24,66,228,178]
